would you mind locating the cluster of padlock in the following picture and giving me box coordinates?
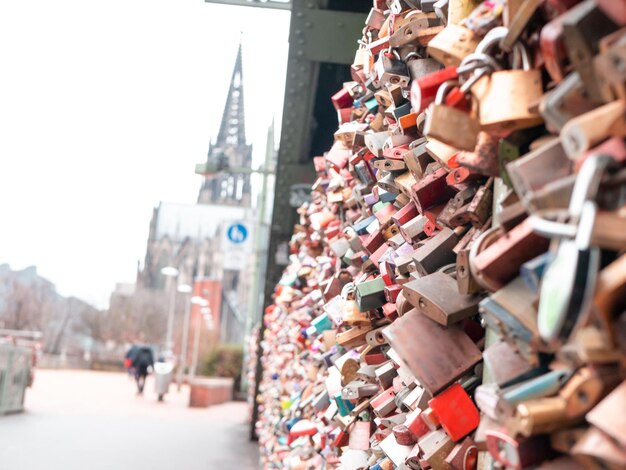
[255,0,626,469]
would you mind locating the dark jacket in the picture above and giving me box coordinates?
[133,346,154,374]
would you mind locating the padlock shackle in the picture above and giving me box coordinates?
[458,53,501,75]
[434,80,458,105]
[569,154,616,217]
[476,26,509,55]
[475,26,533,70]
[528,211,577,239]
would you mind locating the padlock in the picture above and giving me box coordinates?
[390,12,442,48]
[424,80,480,151]
[470,219,550,292]
[455,132,500,177]
[375,50,411,88]
[558,325,624,366]
[527,173,575,212]
[394,171,417,198]
[407,57,443,81]
[470,32,544,132]
[371,387,397,418]
[502,0,536,32]
[464,1,504,36]
[348,420,372,451]
[410,65,459,113]
[366,131,392,158]
[571,426,626,470]
[372,158,406,172]
[410,166,451,213]
[480,277,544,356]
[506,138,573,206]
[375,361,399,390]
[586,380,626,448]
[433,0,449,25]
[474,383,506,420]
[539,11,570,84]
[512,396,570,436]
[551,426,587,454]
[465,181,492,227]
[389,0,411,15]
[562,0,619,104]
[377,173,401,195]
[558,365,621,418]
[427,24,480,67]
[426,138,461,170]
[411,227,464,276]
[400,214,428,244]
[342,299,372,327]
[428,383,481,441]
[334,390,356,417]
[379,432,413,467]
[403,140,432,179]
[539,72,598,134]
[337,325,371,349]
[594,30,626,102]
[559,99,626,160]
[382,309,482,396]
[445,437,478,470]
[529,155,619,346]
[485,429,556,470]
[497,126,544,187]
[403,385,432,412]
[437,197,462,228]
[456,247,482,295]
[482,340,539,388]
[418,429,456,470]
[343,381,381,400]
[403,271,480,326]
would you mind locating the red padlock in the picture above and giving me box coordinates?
[331,87,354,111]
[428,383,480,442]
[410,167,450,213]
[392,201,419,228]
[410,66,459,113]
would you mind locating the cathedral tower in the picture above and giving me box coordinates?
[197,43,252,207]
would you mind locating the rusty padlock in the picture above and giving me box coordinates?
[423,80,480,151]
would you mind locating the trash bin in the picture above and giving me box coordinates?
[153,360,174,401]
[0,343,32,415]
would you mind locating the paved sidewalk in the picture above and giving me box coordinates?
[0,369,259,470]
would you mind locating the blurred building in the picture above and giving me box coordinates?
[136,43,256,345]
[0,264,99,359]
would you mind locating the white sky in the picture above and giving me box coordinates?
[0,0,291,308]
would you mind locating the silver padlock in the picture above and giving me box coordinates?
[529,154,619,347]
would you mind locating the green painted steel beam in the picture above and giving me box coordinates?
[291,8,364,64]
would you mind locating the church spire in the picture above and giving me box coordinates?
[215,42,246,147]
[198,40,253,207]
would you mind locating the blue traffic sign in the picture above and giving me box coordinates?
[227,223,248,244]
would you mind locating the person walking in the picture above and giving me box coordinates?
[132,345,154,395]
[124,344,139,378]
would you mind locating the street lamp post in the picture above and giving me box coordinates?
[160,266,180,356]
[195,160,274,377]
[176,284,193,391]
